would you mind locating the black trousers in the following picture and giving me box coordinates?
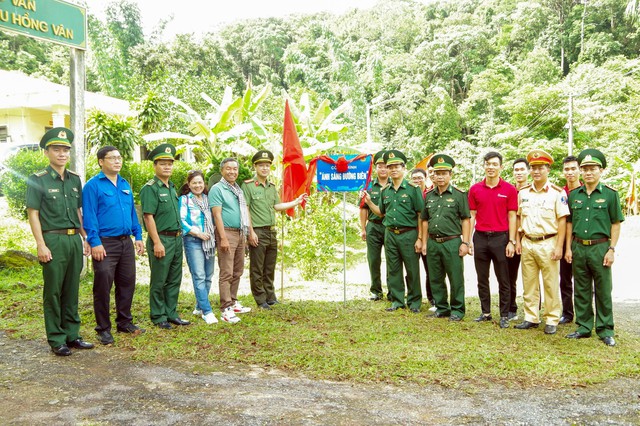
[560,246,574,320]
[93,237,136,332]
[506,253,520,313]
[473,231,511,317]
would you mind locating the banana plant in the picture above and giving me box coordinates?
[283,92,353,158]
[143,83,272,163]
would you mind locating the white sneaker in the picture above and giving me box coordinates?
[232,301,251,314]
[202,312,218,324]
[193,308,202,316]
[221,307,241,324]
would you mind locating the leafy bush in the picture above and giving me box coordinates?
[0,150,49,218]
[278,192,360,280]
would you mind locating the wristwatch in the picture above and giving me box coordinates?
[462,241,470,247]
[608,246,615,252]
[509,239,517,245]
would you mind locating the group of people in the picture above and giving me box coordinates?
[361,148,623,347]
[25,126,623,356]
[26,127,304,356]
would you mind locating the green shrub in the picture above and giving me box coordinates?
[0,150,49,218]
[278,192,360,280]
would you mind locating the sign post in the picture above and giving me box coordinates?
[316,154,372,304]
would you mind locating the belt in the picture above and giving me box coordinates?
[158,230,182,237]
[387,227,415,235]
[224,227,241,232]
[369,218,383,225]
[101,235,130,241]
[253,226,274,230]
[43,228,79,235]
[476,230,507,236]
[524,233,557,242]
[573,236,609,246]
[429,234,459,243]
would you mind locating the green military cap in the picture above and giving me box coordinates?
[429,154,455,170]
[527,149,553,166]
[148,143,176,161]
[383,149,407,166]
[373,150,386,164]
[252,149,274,164]
[578,148,606,168]
[40,127,73,149]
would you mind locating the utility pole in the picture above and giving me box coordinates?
[568,93,574,155]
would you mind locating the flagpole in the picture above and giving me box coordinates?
[280,213,285,301]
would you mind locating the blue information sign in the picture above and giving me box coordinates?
[317,154,372,192]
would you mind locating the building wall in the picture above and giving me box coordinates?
[0,107,69,143]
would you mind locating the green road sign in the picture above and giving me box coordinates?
[0,0,86,50]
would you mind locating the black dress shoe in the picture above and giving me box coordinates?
[67,339,94,350]
[449,314,462,322]
[369,295,382,301]
[52,344,71,356]
[544,325,557,335]
[117,323,146,334]
[155,321,173,329]
[600,336,616,346]
[474,314,492,322]
[566,331,591,339]
[428,312,448,318]
[97,330,114,345]
[558,316,573,325]
[386,306,405,312]
[258,302,271,309]
[267,300,280,306]
[410,307,420,313]
[168,317,190,326]
[514,321,540,330]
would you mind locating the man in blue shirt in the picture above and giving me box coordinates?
[83,146,145,345]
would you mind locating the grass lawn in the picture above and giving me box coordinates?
[1,265,639,390]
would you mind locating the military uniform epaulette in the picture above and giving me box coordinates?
[244,178,255,184]
[426,187,437,194]
[144,179,156,186]
[34,169,48,177]
[67,170,80,177]
[604,184,618,192]
[453,186,466,194]
[519,183,532,191]
[550,183,563,192]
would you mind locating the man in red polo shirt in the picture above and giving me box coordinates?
[468,151,518,329]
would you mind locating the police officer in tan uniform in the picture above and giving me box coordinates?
[514,150,569,335]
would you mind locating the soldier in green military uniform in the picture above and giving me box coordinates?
[364,150,424,312]
[26,127,94,356]
[565,149,623,347]
[359,150,389,301]
[421,154,471,320]
[140,144,189,329]
[242,150,306,309]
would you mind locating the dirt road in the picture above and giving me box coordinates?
[2,309,639,426]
